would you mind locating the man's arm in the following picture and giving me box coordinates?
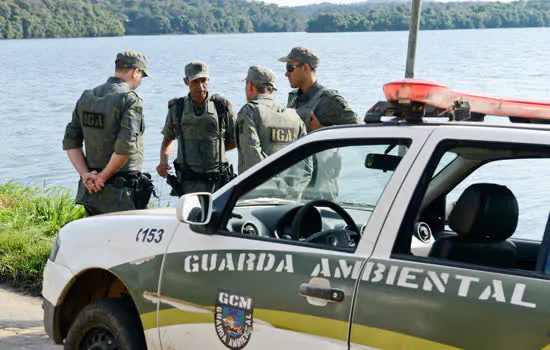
[215,96,237,151]
[315,91,361,127]
[96,153,130,189]
[225,102,237,152]
[158,102,178,178]
[157,136,175,178]
[236,106,264,174]
[66,148,99,193]
[63,103,99,193]
[96,91,142,187]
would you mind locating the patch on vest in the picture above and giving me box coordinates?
[82,112,104,129]
[270,127,296,143]
[214,290,253,350]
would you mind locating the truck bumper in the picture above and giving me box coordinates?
[42,297,63,344]
[42,259,75,344]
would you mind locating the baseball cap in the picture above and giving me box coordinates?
[185,61,210,82]
[278,46,320,70]
[115,50,152,78]
[242,65,277,90]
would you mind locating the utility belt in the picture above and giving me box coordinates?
[167,162,235,197]
[89,168,155,209]
[174,162,234,182]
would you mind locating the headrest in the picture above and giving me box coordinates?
[448,183,518,242]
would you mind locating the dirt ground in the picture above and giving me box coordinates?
[0,283,62,350]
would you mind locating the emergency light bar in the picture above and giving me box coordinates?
[365,79,550,124]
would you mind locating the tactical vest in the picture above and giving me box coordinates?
[288,85,340,201]
[78,81,144,172]
[251,99,302,157]
[287,87,326,132]
[176,95,226,172]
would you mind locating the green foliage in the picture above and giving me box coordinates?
[0,0,124,39]
[0,181,84,294]
[306,1,550,32]
[2,0,547,39]
[0,0,305,39]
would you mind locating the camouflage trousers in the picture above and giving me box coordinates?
[75,179,136,216]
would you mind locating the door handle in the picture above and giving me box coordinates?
[299,283,345,303]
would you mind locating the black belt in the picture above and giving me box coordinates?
[174,162,228,182]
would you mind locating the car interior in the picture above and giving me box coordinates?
[224,143,405,249]
[223,139,550,271]
[394,143,550,274]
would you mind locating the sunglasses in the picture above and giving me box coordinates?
[286,63,304,73]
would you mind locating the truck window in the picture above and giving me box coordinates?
[395,141,550,274]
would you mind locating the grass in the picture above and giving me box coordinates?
[0,181,84,294]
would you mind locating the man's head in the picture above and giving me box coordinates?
[114,50,150,90]
[184,61,210,103]
[244,65,277,101]
[279,46,319,89]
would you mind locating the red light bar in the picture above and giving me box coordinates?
[384,79,550,119]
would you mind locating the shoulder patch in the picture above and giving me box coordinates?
[168,98,178,108]
[212,94,231,107]
[321,89,339,97]
[127,90,142,100]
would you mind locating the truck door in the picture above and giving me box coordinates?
[155,128,429,349]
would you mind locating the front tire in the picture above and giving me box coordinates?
[64,299,146,350]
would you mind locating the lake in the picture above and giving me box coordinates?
[1,28,550,238]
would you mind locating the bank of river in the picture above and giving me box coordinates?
[0,182,83,294]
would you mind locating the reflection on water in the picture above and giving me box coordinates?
[1,28,550,239]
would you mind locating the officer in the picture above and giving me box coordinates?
[157,61,237,195]
[279,46,361,200]
[63,50,153,216]
[236,65,307,173]
[237,65,312,201]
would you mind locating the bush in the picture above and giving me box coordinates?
[0,181,84,294]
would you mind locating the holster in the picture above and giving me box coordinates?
[133,172,156,209]
[217,163,236,188]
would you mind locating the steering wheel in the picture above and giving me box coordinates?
[290,199,360,247]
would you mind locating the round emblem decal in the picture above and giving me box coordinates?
[215,291,254,350]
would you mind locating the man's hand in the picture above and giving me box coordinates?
[310,111,323,131]
[156,162,172,178]
[95,172,108,191]
[82,171,99,194]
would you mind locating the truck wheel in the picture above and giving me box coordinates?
[64,298,146,350]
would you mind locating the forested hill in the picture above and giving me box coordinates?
[2,0,549,39]
[292,1,401,18]
[304,1,550,32]
[0,0,305,39]
[0,0,124,39]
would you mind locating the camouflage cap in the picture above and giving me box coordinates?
[115,50,151,78]
[185,61,209,82]
[278,46,320,70]
[243,65,277,90]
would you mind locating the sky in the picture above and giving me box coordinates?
[258,0,516,7]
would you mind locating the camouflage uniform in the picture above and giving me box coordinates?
[62,51,150,216]
[280,47,361,201]
[237,93,307,173]
[287,82,359,130]
[162,93,236,194]
[237,66,312,201]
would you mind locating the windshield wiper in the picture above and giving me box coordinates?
[236,198,298,206]
[338,201,376,210]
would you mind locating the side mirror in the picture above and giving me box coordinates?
[177,193,213,225]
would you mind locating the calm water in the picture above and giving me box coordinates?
[1,28,550,238]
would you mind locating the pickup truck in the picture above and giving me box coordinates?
[43,79,550,350]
